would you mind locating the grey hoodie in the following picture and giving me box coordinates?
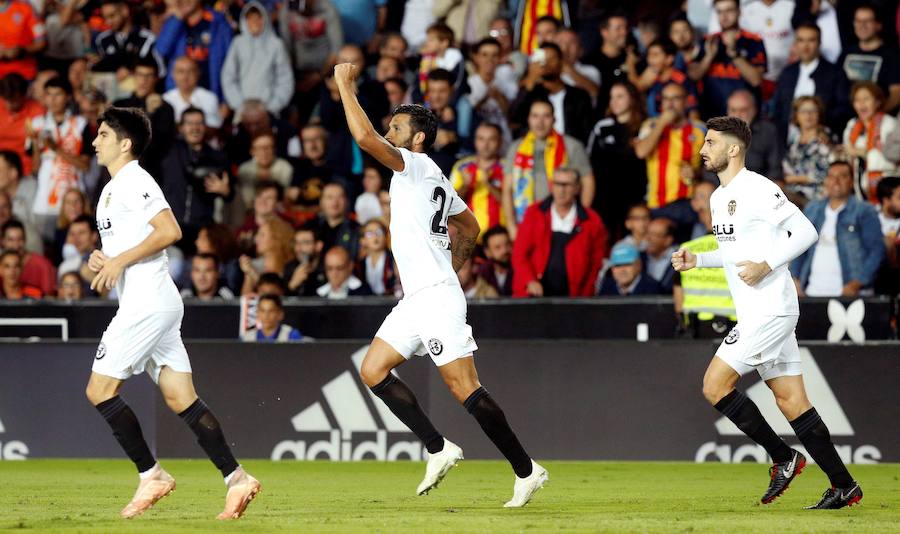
[222,1,295,114]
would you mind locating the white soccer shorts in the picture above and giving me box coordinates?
[375,281,478,367]
[716,315,802,381]
[92,307,192,382]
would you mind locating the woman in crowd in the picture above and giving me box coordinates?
[782,96,833,207]
[843,82,899,203]
[355,218,397,297]
[239,217,294,295]
[195,223,243,294]
[53,188,91,263]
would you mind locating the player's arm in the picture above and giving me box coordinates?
[672,248,722,271]
[90,209,182,290]
[737,211,818,286]
[333,63,404,172]
[448,208,479,273]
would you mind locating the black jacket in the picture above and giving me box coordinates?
[510,84,595,144]
[772,58,851,142]
[160,139,232,227]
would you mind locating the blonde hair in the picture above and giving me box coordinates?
[56,189,92,229]
[261,218,294,272]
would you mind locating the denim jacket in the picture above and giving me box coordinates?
[790,197,885,288]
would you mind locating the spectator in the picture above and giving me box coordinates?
[1,219,55,295]
[843,82,898,203]
[587,81,647,246]
[163,57,223,128]
[0,0,46,81]
[28,76,92,238]
[160,107,231,246]
[304,182,360,260]
[195,222,242,293]
[511,167,606,297]
[279,0,343,79]
[331,0,385,47]
[874,175,899,296]
[113,56,178,181]
[478,224,513,296]
[317,245,373,299]
[156,0,232,99]
[227,99,298,166]
[354,165,383,224]
[466,37,518,143]
[585,10,629,113]
[283,227,325,297]
[782,95,833,205]
[772,22,851,144]
[0,151,41,253]
[57,213,98,291]
[241,293,304,342]
[515,1,569,55]
[414,22,465,103]
[634,83,705,238]
[642,217,678,293]
[180,253,235,299]
[93,0,166,76]
[222,1,294,116]
[0,73,44,177]
[616,203,652,252]
[688,181,716,240]
[58,270,84,301]
[355,219,396,296]
[838,4,900,112]
[374,56,405,85]
[458,256,499,298]
[287,125,337,222]
[788,0,842,64]
[232,133,293,227]
[0,249,42,299]
[432,0,501,48]
[511,42,594,144]
[451,122,504,240]
[52,188,91,263]
[791,161,885,297]
[555,27,600,102]
[235,182,289,254]
[638,38,700,121]
[598,242,664,296]
[384,77,410,111]
[669,16,701,70]
[255,271,287,296]
[502,99,594,237]
[42,2,86,76]
[423,69,460,174]
[736,0,796,83]
[726,89,782,181]
[488,16,527,81]
[692,0,766,117]
[239,216,295,295]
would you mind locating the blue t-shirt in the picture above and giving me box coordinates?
[255,324,303,342]
[332,0,386,45]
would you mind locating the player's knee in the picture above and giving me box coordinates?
[445,377,479,404]
[359,360,388,388]
[85,382,114,406]
[701,378,728,405]
[775,394,809,420]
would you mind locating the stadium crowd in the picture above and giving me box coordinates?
[1,0,899,309]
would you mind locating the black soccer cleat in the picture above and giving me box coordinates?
[761,449,806,504]
[805,482,863,509]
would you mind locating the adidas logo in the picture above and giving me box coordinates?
[0,415,30,460]
[696,349,881,465]
[827,299,866,343]
[271,346,426,461]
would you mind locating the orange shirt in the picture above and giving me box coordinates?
[0,0,46,80]
[0,98,44,176]
[640,119,706,209]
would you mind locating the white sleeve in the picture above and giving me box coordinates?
[764,211,818,270]
[395,147,417,179]
[757,181,800,227]
[447,184,467,216]
[130,174,171,227]
[696,249,723,268]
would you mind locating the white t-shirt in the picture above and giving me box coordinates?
[709,168,801,320]
[740,0,795,81]
[548,89,567,136]
[95,160,181,312]
[163,87,222,128]
[389,148,466,297]
[805,203,844,296]
[793,59,819,99]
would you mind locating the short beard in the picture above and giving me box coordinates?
[705,155,729,174]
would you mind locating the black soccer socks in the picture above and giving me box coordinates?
[370,374,445,454]
[178,398,240,478]
[714,389,793,463]
[464,387,533,478]
[790,408,854,488]
[95,396,157,473]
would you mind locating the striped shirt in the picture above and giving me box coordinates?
[638,119,706,209]
[450,156,504,239]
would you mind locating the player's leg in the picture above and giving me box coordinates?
[766,373,862,509]
[361,337,446,455]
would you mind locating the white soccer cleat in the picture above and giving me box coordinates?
[416,439,464,495]
[504,461,548,508]
[120,465,176,519]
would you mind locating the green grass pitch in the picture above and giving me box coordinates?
[0,460,898,533]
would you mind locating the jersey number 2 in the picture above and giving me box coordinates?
[430,187,450,236]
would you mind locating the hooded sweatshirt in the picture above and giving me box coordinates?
[222,1,295,114]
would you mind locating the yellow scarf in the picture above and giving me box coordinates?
[512,129,567,222]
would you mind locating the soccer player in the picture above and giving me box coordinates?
[671,116,863,509]
[85,107,260,519]
[334,62,548,507]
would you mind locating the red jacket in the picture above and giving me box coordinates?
[512,198,607,297]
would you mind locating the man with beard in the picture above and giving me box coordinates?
[671,116,862,509]
[478,225,513,296]
[283,227,325,297]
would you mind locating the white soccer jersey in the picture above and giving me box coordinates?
[389,148,467,297]
[741,0,796,81]
[95,160,181,311]
[709,168,801,321]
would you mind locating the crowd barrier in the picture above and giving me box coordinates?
[0,341,896,463]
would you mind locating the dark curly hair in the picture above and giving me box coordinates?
[391,104,438,150]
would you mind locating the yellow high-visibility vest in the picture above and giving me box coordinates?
[681,234,736,321]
